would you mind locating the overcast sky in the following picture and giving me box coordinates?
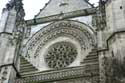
[0,0,99,20]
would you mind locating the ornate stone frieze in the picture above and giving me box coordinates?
[52,78,91,83]
[20,20,96,71]
[33,28,87,58]
[13,65,99,83]
[23,20,96,59]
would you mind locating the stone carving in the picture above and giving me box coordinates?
[0,67,8,83]
[33,28,87,58]
[13,65,99,83]
[13,23,31,40]
[45,42,77,69]
[23,21,96,59]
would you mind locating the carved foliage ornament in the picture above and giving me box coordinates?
[23,20,96,59]
[13,66,95,83]
[45,42,77,69]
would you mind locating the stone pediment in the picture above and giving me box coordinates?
[35,0,92,18]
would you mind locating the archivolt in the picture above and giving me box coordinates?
[23,20,96,59]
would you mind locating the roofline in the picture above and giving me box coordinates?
[84,0,95,8]
[34,0,95,18]
[34,0,52,18]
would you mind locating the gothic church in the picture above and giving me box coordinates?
[0,0,125,83]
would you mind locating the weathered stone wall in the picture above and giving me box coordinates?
[36,0,91,18]
[108,33,125,82]
[105,0,125,32]
[99,0,125,83]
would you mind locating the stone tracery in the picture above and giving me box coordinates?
[45,42,77,69]
[22,20,96,70]
[24,21,96,59]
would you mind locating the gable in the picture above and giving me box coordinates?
[35,0,92,18]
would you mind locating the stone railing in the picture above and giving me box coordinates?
[13,65,99,83]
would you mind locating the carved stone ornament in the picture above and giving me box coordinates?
[13,65,99,83]
[5,0,25,22]
[45,42,77,69]
[22,20,96,70]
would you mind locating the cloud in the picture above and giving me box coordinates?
[23,0,49,20]
[0,0,9,18]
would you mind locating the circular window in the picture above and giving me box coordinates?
[45,42,77,69]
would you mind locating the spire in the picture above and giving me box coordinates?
[6,0,25,21]
[0,0,25,33]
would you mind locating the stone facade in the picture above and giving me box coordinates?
[0,0,125,83]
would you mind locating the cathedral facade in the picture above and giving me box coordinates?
[0,0,125,83]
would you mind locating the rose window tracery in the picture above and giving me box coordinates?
[45,42,77,69]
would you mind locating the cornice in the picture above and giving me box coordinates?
[25,7,97,26]
[13,65,99,83]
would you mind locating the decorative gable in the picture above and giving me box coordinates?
[35,0,92,18]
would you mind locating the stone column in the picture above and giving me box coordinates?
[0,0,25,83]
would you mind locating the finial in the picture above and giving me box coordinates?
[5,0,25,21]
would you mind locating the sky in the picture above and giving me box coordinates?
[0,0,99,20]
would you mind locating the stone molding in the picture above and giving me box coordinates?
[25,8,97,26]
[23,20,96,60]
[13,65,99,83]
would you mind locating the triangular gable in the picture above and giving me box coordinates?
[35,0,92,18]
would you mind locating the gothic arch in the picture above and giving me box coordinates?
[22,20,96,70]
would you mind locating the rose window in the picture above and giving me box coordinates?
[45,42,77,69]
